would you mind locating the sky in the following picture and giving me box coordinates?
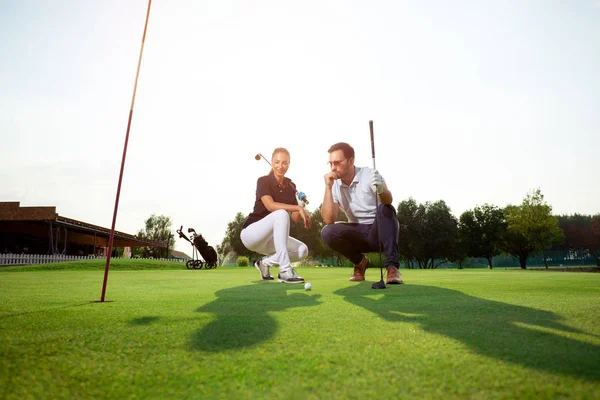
[1,0,599,253]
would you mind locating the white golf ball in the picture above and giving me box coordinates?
[304,282,312,291]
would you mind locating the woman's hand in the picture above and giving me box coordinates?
[297,206,312,229]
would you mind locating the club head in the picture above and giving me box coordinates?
[255,153,271,166]
[371,280,386,289]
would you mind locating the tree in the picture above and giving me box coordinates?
[420,200,458,268]
[557,213,600,266]
[448,223,469,269]
[218,212,254,259]
[397,198,457,269]
[556,213,589,255]
[136,214,175,258]
[500,189,563,269]
[458,204,506,269]
[397,198,419,269]
[590,215,600,266]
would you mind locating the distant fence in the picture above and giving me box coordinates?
[400,251,598,269]
[0,254,184,266]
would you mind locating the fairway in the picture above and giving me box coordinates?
[1,265,599,399]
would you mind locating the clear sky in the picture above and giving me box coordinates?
[1,0,599,253]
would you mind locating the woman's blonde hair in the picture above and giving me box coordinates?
[272,147,290,160]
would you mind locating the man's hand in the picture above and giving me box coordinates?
[371,169,384,195]
[324,171,337,189]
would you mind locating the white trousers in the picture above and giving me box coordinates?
[240,210,308,272]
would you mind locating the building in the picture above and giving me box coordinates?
[170,249,192,261]
[0,202,166,256]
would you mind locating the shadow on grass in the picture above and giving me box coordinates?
[0,302,92,320]
[335,284,600,381]
[190,282,321,352]
[129,316,161,326]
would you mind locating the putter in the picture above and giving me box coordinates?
[369,120,386,290]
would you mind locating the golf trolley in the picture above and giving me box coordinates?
[176,225,218,270]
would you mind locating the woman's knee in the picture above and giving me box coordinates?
[298,243,309,259]
[272,209,290,221]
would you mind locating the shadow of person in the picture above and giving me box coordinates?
[334,284,600,381]
[191,282,321,352]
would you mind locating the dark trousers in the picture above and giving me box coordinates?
[321,204,399,268]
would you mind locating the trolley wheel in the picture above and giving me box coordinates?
[186,260,194,269]
[193,260,202,269]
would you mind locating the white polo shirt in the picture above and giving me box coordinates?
[332,166,385,225]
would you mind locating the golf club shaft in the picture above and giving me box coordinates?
[369,120,385,284]
[370,121,376,170]
[257,153,271,166]
[101,0,153,302]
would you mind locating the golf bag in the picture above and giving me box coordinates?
[191,231,218,266]
[176,225,218,269]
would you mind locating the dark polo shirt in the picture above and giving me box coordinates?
[242,171,299,229]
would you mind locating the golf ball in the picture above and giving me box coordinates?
[304,282,312,291]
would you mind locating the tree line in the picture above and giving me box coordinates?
[217,189,600,269]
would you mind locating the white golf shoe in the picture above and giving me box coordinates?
[277,268,305,284]
[254,258,273,280]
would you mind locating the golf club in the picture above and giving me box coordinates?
[254,153,271,166]
[369,120,386,290]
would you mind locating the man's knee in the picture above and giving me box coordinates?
[377,204,399,238]
[321,224,335,245]
[378,203,396,218]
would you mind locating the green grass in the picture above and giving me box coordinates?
[1,261,599,399]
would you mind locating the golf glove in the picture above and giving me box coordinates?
[371,170,384,195]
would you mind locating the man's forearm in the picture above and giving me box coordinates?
[321,188,337,224]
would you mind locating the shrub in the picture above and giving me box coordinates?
[236,256,249,267]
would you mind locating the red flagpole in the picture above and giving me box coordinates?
[101,0,153,302]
